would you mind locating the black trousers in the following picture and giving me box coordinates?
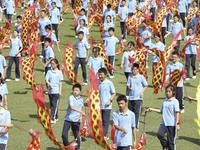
[62,120,81,150]
[74,57,87,81]
[6,56,20,79]
[128,100,142,129]
[157,124,176,150]
[102,109,111,136]
[57,7,63,20]
[124,72,130,96]
[93,4,97,12]
[52,24,59,41]
[117,146,130,150]
[49,94,60,121]
[120,22,127,39]
[162,27,166,45]
[71,0,75,9]
[179,13,186,27]
[152,62,157,74]
[166,13,170,31]
[185,54,196,78]
[174,40,181,52]
[40,35,46,56]
[6,14,12,26]
[0,144,6,150]
[150,7,156,21]
[108,56,115,76]
[176,87,184,109]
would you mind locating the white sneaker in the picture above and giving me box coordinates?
[192,76,196,79]
[146,66,148,68]
[43,71,45,74]
[110,75,114,79]
[39,55,43,58]
[136,129,139,132]
[75,36,78,39]
[126,96,129,100]
[123,39,126,42]
[5,79,11,82]
[51,120,56,124]
[180,109,185,114]
[185,78,190,81]
[15,78,20,81]
[104,135,109,140]
[83,81,88,86]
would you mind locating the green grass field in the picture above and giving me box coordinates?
[2,6,200,150]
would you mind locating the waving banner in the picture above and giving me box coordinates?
[62,43,82,85]
[28,129,41,150]
[32,84,76,150]
[0,21,11,51]
[195,82,200,135]
[152,29,184,94]
[87,71,112,150]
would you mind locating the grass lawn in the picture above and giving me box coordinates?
[2,6,200,150]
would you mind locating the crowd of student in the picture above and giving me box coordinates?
[0,0,199,150]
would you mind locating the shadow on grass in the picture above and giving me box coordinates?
[46,147,60,150]
[145,131,157,137]
[34,68,44,73]
[64,35,75,38]
[185,82,197,88]
[178,136,200,146]
[13,91,28,94]
[29,114,39,119]
[63,80,74,85]
[11,118,29,122]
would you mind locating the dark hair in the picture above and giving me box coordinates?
[80,8,86,12]
[45,24,52,30]
[41,10,46,14]
[172,51,180,57]
[173,14,179,19]
[44,37,51,43]
[16,15,22,19]
[108,27,115,32]
[0,73,4,84]
[78,31,84,35]
[13,30,19,34]
[154,33,161,38]
[165,85,176,96]
[73,84,82,91]
[192,0,197,4]
[98,67,107,75]
[51,2,56,5]
[187,26,194,31]
[107,4,111,8]
[127,41,135,47]
[132,63,139,69]
[106,15,111,19]
[51,58,60,69]
[93,47,100,53]
[80,19,86,25]
[117,95,127,102]
[122,0,126,2]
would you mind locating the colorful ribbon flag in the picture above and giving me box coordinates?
[87,71,112,150]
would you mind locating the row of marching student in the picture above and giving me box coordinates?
[0,0,199,150]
